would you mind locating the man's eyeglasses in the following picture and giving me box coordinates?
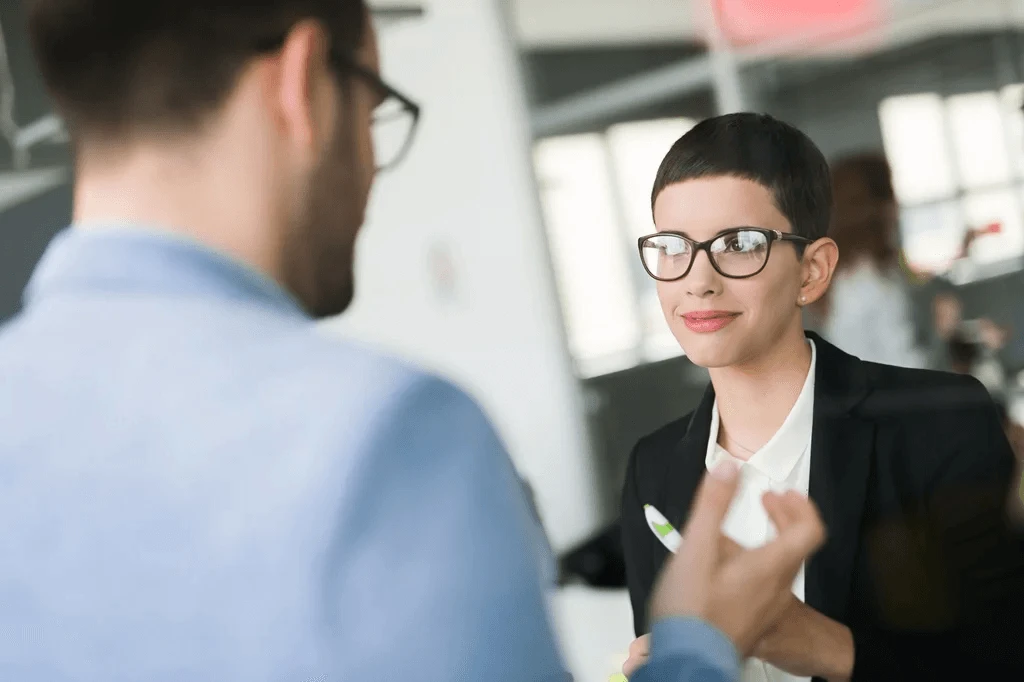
[638,227,812,281]
[335,52,421,172]
[255,37,421,172]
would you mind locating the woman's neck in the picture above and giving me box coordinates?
[709,327,813,458]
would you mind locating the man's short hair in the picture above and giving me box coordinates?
[652,113,832,242]
[26,0,368,141]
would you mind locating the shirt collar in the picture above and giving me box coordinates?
[706,339,817,482]
[24,225,310,321]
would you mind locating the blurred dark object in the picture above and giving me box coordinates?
[559,521,626,588]
[371,4,423,22]
[947,332,980,375]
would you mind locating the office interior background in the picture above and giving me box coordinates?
[2,0,1024,679]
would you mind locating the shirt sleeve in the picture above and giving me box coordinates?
[630,618,740,682]
[322,374,569,682]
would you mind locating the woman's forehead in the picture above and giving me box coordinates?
[653,176,791,238]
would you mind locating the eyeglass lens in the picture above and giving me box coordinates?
[640,230,770,280]
[372,96,416,171]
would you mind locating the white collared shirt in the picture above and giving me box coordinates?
[705,340,816,682]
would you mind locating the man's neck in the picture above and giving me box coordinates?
[71,140,283,282]
[709,327,812,457]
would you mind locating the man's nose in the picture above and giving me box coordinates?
[686,250,723,298]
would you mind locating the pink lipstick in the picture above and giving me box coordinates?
[682,310,739,333]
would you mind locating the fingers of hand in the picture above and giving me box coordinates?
[681,460,741,567]
[763,491,826,554]
[628,635,650,658]
[622,654,647,678]
[719,534,743,561]
[623,636,651,677]
[751,492,826,581]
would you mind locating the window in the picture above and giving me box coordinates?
[606,119,696,241]
[606,118,696,358]
[534,134,642,375]
[946,92,1012,190]
[879,94,956,204]
[1002,84,1024,179]
[899,201,963,273]
[961,190,1024,266]
[534,118,695,376]
[879,87,1024,277]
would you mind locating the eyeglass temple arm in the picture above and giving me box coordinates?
[775,230,813,243]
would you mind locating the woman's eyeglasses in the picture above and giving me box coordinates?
[638,227,812,281]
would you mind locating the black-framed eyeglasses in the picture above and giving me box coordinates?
[637,227,812,281]
[255,37,421,172]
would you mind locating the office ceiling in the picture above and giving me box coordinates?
[0,0,1019,169]
[511,0,1024,53]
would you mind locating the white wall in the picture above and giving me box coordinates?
[322,0,603,553]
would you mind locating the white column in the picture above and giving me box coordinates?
[322,0,603,553]
[705,11,747,114]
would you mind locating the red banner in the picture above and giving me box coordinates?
[710,0,884,48]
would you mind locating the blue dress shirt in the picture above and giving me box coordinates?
[0,226,739,681]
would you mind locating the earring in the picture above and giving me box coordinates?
[800,296,807,304]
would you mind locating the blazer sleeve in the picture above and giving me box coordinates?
[851,379,1024,680]
[622,438,658,637]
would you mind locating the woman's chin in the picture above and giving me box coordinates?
[674,335,738,369]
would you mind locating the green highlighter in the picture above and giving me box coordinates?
[608,674,629,682]
[644,504,682,553]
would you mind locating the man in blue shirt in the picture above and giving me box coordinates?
[0,2,825,680]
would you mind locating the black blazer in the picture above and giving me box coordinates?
[621,333,1024,681]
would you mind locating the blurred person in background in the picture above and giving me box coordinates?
[930,288,964,367]
[948,318,1011,396]
[620,114,1024,682]
[0,2,833,681]
[926,227,1014,378]
[814,153,927,368]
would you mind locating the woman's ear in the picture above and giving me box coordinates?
[797,238,839,306]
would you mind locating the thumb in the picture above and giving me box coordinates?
[680,460,741,574]
[752,491,826,575]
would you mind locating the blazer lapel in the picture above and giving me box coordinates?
[662,382,717,534]
[805,333,874,623]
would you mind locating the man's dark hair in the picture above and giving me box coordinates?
[26,0,368,142]
[652,113,832,241]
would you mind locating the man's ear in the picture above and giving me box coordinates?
[274,20,332,154]
[797,238,838,307]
